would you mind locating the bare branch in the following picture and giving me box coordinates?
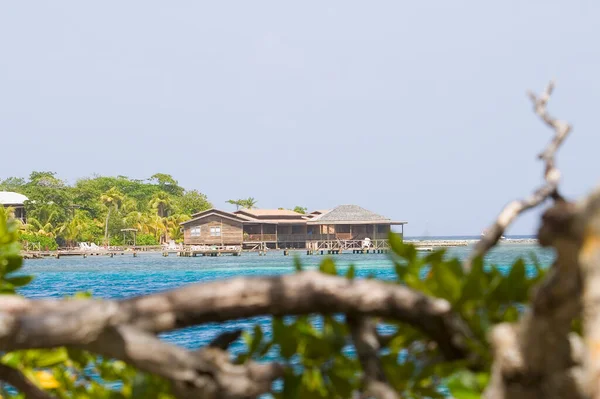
[0,364,55,399]
[83,325,283,399]
[348,316,400,399]
[467,81,572,268]
[0,271,473,361]
[573,186,600,398]
[485,198,586,399]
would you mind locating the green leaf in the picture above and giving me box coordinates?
[273,318,297,359]
[4,275,33,287]
[4,255,23,274]
[281,368,302,399]
[389,233,417,263]
[502,306,520,322]
[432,263,461,303]
[446,370,486,399]
[345,264,356,279]
[507,258,527,301]
[293,255,303,272]
[66,348,91,368]
[249,325,264,356]
[424,248,447,267]
[319,258,337,276]
[328,368,355,398]
[301,367,326,396]
[33,348,69,368]
[458,257,486,305]
[1,351,24,368]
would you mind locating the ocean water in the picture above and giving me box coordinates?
[19,242,554,355]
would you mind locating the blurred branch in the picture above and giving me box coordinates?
[0,364,55,399]
[348,316,400,399]
[484,176,586,398]
[0,271,473,361]
[467,81,572,269]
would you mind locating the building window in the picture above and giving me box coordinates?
[191,227,201,237]
[210,226,221,237]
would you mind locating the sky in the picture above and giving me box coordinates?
[1,1,599,236]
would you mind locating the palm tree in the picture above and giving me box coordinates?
[100,188,124,244]
[58,213,88,247]
[149,192,172,218]
[165,214,189,243]
[123,211,146,233]
[226,199,243,210]
[145,214,166,243]
[241,197,258,209]
[228,197,258,210]
[24,210,61,238]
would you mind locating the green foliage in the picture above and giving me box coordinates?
[227,197,258,210]
[175,190,212,215]
[1,207,175,398]
[293,206,307,214]
[1,172,211,246]
[1,208,29,293]
[19,233,58,250]
[136,234,159,246]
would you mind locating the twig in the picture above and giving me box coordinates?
[0,364,55,399]
[348,316,400,399]
[467,81,571,268]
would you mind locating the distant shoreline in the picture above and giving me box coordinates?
[404,237,538,247]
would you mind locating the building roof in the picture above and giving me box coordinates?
[0,191,29,206]
[243,218,308,225]
[235,209,303,218]
[307,209,330,218]
[307,204,407,225]
[182,208,252,225]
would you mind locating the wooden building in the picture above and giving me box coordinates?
[181,205,406,249]
[180,209,246,246]
[0,191,28,222]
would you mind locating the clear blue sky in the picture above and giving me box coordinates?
[1,2,598,236]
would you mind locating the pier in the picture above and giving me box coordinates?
[21,239,534,260]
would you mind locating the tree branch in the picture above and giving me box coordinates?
[0,271,473,361]
[0,363,55,399]
[348,316,400,399]
[83,325,283,399]
[467,81,572,268]
[573,186,600,398]
[484,196,586,399]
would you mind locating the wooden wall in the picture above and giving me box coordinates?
[183,215,243,245]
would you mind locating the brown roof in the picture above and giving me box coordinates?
[310,209,330,214]
[307,204,407,225]
[307,209,330,218]
[235,209,303,217]
[243,219,308,225]
[182,208,254,225]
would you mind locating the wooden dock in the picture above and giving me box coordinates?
[21,239,478,260]
[177,248,242,257]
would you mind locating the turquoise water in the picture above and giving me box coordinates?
[20,243,554,355]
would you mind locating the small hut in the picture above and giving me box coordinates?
[0,191,29,222]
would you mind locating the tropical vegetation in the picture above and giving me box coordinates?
[0,172,212,247]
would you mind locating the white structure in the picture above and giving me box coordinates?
[0,191,28,222]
